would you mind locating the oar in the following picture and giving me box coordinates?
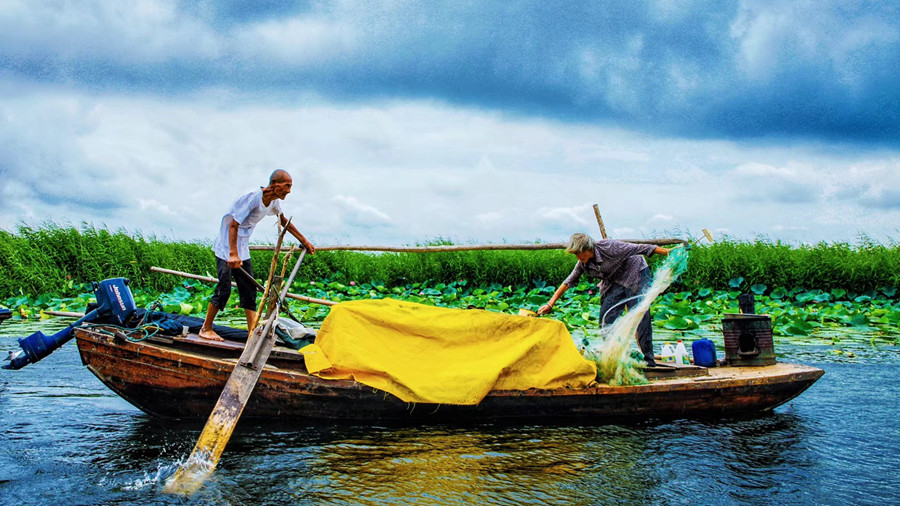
[163,249,308,495]
[236,266,304,324]
[149,267,335,306]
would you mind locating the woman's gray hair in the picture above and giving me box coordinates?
[565,233,595,254]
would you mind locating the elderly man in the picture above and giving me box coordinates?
[199,169,315,341]
[537,233,670,366]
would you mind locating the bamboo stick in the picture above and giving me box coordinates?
[43,310,85,318]
[250,219,291,333]
[150,267,336,306]
[249,238,686,253]
[592,204,608,239]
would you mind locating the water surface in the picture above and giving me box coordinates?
[1,320,897,505]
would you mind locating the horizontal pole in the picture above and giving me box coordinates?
[250,238,687,253]
[150,267,336,306]
[44,310,85,318]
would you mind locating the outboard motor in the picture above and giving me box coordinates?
[3,278,136,370]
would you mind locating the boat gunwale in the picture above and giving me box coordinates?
[73,325,824,400]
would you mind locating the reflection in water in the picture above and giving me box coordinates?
[206,423,659,505]
[296,426,644,504]
[0,319,898,504]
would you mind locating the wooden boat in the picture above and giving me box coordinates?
[73,325,824,423]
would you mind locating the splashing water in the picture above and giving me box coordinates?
[162,449,216,494]
[584,247,691,386]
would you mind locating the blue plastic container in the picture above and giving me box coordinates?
[692,338,717,367]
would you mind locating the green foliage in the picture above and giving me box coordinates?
[295,249,572,289]
[682,239,900,292]
[1,225,898,307]
[0,224,213,296]
[4,277,898,343]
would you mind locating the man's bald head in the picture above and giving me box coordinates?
[269,169,292,184]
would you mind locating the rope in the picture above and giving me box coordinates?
[82,301,165,342]
[82,322,161,342]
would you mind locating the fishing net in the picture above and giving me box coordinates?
[583,246,691,385]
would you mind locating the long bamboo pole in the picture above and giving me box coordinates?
[250,219,291,333]
[150,267,335,306]
[249,238,687,253]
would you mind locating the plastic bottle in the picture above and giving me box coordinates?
[674,340,690,365]
[661,342,675,363]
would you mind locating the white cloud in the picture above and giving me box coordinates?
[0,0,218,63]
[537,206,592,227]
[332,195,392,226]
[726,162,821,204]
[234,17,357,65]
[138,199,175,216]
[1,88,897,246]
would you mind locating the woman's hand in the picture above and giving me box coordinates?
[537,304,553,316]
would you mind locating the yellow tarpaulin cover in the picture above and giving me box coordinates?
[300,299,597,405]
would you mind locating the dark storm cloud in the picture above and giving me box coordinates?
[2,0,898,144]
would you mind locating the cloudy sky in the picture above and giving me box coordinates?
[1,1,898,247]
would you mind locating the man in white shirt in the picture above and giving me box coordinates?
[199,169,315,341]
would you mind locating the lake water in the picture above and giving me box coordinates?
[1,320,898,505]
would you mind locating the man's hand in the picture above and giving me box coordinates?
[227,253,243,269]
[537,304,553,316]
[302,240,316,254]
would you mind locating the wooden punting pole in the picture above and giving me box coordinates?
[150,267,335,306]
[250,238,687,253]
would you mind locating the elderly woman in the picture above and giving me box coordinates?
[537,233,671,367]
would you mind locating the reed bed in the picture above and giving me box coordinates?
[0,225,897,298]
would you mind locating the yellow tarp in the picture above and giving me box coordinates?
[300,299,597,405]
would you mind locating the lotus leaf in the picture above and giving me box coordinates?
[849,314,870,326]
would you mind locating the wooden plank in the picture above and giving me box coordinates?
[173,334,246,351]
[644,363,709,380]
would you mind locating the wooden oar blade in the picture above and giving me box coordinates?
[163,361,264,494]
[163,249,308,495]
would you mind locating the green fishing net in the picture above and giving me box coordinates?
[583,246,691,385]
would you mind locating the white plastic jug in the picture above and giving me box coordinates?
[675,340,690,365]
[661,342,676,363]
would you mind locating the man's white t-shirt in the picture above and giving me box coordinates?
[212,190,283,261]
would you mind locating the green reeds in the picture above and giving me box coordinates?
[684,239,900,292]
[0,225,897,298]
[0,224,212,296]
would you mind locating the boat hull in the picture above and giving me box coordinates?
[75,327,823,423]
